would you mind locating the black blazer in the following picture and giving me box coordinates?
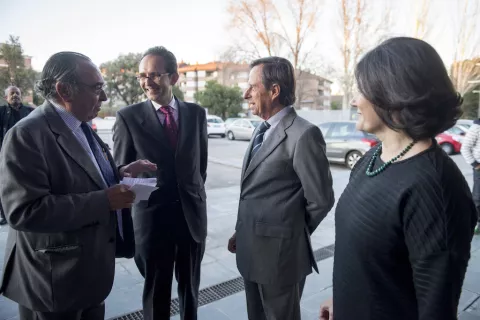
[113,98,208,243]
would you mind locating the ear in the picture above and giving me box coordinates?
[271,83,280,101]
[56,82,75,102]
[170,72,180,86]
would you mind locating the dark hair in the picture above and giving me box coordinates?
[142,46,178,74]
[355,37,462,141]
[250,57,296,106]
[35,51,91,100]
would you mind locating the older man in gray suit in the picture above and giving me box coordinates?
[228,57,334,320]
[0,52,156,320]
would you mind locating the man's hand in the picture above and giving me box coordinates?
[319,298,333,320]
[227,233,237,253]
[120,159,157,178]
[106,184,135,210]
[475,164,480,171]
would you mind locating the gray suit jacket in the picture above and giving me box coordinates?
[0,102,126,312]
[235,108,334,286]
[113,99,208,244]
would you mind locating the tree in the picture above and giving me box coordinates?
[194,81,243,119]
[226,0,320,70]
[337,0,391,109]
[0,35,37,96]
[461,86,480,119]
[411,0,431,40]
[449,0,480,95]
[100,53,144,106]
[172,85,184,100]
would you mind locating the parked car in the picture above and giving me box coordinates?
[436,130,463,155]
[318,121,379,169]
[456,119,474,131]
[207,115,226,138]
[224,117,240,129]
[226,118,262,140]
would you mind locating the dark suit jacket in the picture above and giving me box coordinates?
[113,98,208,244]
[235,108,334,286]
[0,104,34,148]
[0,102,134,312]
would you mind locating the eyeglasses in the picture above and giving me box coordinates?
[136,72,170,82]
[76,82,107,95]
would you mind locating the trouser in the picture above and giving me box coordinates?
[244,277,306,320]
[18,302,104,320]
[135,202,205,320]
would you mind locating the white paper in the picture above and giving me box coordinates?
[120,177,158,203]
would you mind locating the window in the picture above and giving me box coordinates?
[447,126,465,135]
[186,71,196,77]
[207,118,224,124]
[241,120,251,128]
[232,120,243,127]
[186,81,196,87]
[198,81,206,87]
[330,123,356,138]
[250,120,261,128]
[318,123,332,135]
[198,71,206,77]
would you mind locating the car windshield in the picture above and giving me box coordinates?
[207,118,224,124]
[250,121,261,128]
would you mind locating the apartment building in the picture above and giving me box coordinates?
[177,61,332,110]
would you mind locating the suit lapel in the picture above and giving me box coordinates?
[42,103,105,189]
[242,109,297,183]
[241,128,257,181]
[176,99,191,158]
[140,100,172,151]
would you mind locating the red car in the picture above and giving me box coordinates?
[435,132,462,155]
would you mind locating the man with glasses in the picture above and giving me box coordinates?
[0,86,33,226]
[113,46,208,320]
[0,51,156,319]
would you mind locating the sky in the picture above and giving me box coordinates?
[0,0,477,94]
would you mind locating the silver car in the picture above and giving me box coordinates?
[226,118,262,140]
[318,121,379,169]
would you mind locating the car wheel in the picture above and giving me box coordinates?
[441,143,454,155]
[227,131,235,140]
[221,134,226,138]
[346,151,362,170]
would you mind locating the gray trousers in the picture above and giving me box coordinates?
[244,278,306,320]
[18,302,104,320]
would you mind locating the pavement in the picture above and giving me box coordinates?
[1,138,480,319]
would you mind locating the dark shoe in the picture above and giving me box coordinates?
[0,218,7,226]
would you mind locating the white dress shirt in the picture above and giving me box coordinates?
[263,106,293,141]
[151,96,178,126]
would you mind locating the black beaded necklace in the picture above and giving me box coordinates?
[366,141,417,177]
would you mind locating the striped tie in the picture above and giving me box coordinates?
[249,121,271,163]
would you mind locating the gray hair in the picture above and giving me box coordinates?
[4,86,21,97]
[35,51,91,101]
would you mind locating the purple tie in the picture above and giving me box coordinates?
[158,106,178,149]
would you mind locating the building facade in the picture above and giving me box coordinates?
[177,62,332,110]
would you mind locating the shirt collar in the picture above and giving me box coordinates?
[266,106,293,128]
[49,100,82,131]
[151,96,177,111]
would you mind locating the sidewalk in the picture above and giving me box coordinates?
[1,161,479,319]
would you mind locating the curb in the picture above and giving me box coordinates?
[208,157,242,169]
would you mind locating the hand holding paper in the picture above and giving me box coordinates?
[121,177,158,203]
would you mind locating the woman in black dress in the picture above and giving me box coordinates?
[320,37,477,320]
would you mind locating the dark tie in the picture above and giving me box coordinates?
[158,106,178,149]
[250,121,271,162]
[80,123,117,187]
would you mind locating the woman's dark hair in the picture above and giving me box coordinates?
[35,51,91,100]
[250,57,296,106]
[355,37,462,140]
[142,46,178,74]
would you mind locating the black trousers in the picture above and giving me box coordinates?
[18,302,104,320]
[135,202,205,320]
[474,169,480,223]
